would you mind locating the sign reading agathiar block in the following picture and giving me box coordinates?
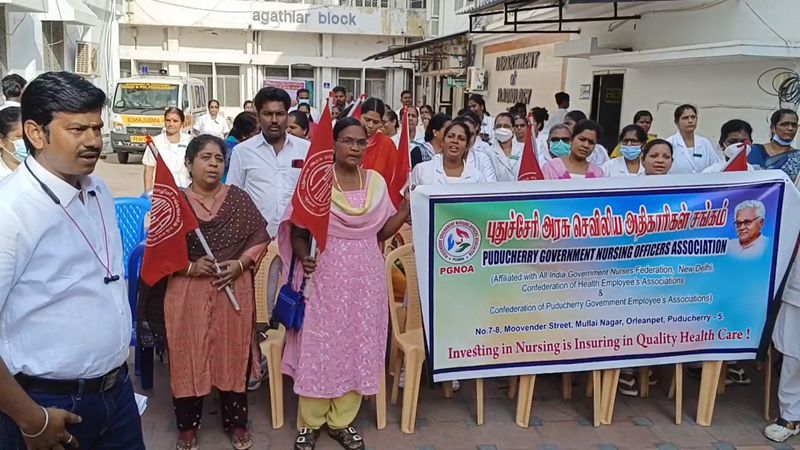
[410,172,800,383]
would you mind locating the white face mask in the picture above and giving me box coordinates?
[495,128,513,143]
[724,143,750,159]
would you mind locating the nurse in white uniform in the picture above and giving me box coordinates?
[192,99,230,139]
[143,107,193,191]
[411,122,490,186]
[666,104,720,174]
[485,112,522,182]
[602,124,646,177]
[564,110,610,166]
[468,93,495,142]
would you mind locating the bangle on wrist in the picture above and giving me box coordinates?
[187,262,194,276]
[20,406,48,438]
[237,260,245,274]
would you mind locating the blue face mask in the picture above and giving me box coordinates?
[773,135,794,147]
[12,139,27,161]
[620,145,642,161]
[550,140,571,157]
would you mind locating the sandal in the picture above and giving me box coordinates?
[294,427,320,450]
[328,426,366,450]
[764,418,800,442]
[618,373,639,397]
[230,428,252,450]
[726,366,752,386]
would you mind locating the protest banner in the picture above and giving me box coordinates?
[410,172,800,383]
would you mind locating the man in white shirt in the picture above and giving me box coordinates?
[544,91,569,132]
[288,88,321,123]
[397,89,413,116]
[0,72,144,449]
[0,74,25,111]
[227,86,310,310]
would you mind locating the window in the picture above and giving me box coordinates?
[136,61,162,76]
[455,0,464,11]
[216,65,241,108]
[120,60,132,78]
[409,0,425,8]
[339,0,389,7]
[338,69,361,97]
[365,69,386,101]
[188,64,213,100]
[264,66,289,79]
[42,21,64,72]
[181,85,189,109]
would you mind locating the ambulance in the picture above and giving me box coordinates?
[110,76,207,163]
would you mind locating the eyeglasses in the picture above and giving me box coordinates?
[549,137,570,143]
[336,138,368,149]
[734,218,761,228]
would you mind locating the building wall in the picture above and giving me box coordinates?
[560,0,800,144]
[481,35,569,116]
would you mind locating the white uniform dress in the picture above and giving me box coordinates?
[667,132,721,174]
[192,113,230,139]
[411,153,490,186]
[478,140,522,182]
[142,132,193,188]
[602,157,644,177]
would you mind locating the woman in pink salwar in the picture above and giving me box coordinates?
[278,117,410,450]
[542,119,606,179]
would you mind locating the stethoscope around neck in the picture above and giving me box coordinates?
[23,158,120,284]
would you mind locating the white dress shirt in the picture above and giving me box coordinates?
[142,132,192,188]
[602,157,645,177]
[226,132,310,237]
[0,100,20,111]
[0,157,130,378]
[0,157,12,180]
[480,115,495,141]
[411,153,490,186]
[468,144,498,182]
[544,108,568,132]
[480,140,522,182]
[193,113,230,139]
[667,132,721,174]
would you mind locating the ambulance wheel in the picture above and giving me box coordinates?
[118,151,129,164]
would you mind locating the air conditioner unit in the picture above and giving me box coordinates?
[74,41,99,77]
[467,66,488,92]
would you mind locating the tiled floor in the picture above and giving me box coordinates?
[136,358,800,450]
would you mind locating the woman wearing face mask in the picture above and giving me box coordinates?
[702,119,757,173]
[641,139,674,175]
[749,109,800,179]
[666,104,720,174]
[360,98,397,188]
[486,112,522,182]
[0,106,23,179]
[538,124,570,167]
[563,110,610,166]
[542,120,605,179]
[602,125,647,177]
[143,107,193,191]
[411,122,490,186]
[411,113,451,168]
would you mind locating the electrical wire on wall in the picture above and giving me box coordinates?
[757,67,800,110]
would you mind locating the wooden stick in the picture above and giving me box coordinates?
[592,371,601,427]
[675,363,683,425]
[765,346,773,421]
[515,375,535,428]
[600,369,620,425]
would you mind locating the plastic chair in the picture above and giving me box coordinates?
[255,243,287,429]
[114,197,151,279]
[127,240,154,390]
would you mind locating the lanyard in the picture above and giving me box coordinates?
[24,160,119,284]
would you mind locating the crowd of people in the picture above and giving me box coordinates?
[1,70,800,450]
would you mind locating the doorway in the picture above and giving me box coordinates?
[590,73,624,152]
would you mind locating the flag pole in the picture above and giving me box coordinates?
[303,238,317,296]
[146,135,240,312]
[194,228,241,312]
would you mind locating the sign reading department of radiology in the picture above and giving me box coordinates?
[126,0,410,36]
[410,172,800,382]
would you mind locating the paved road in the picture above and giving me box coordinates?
[95,153,146,197]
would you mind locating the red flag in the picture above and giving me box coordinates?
[722,143,748,172]
[141,136,199,286]
[291,98,335,252]
[388,106,411,208]
[518,124,544,181]
[348,94,365,120]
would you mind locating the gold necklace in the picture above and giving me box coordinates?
[333,168,363,192]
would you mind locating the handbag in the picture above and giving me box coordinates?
[272,255,307,331]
